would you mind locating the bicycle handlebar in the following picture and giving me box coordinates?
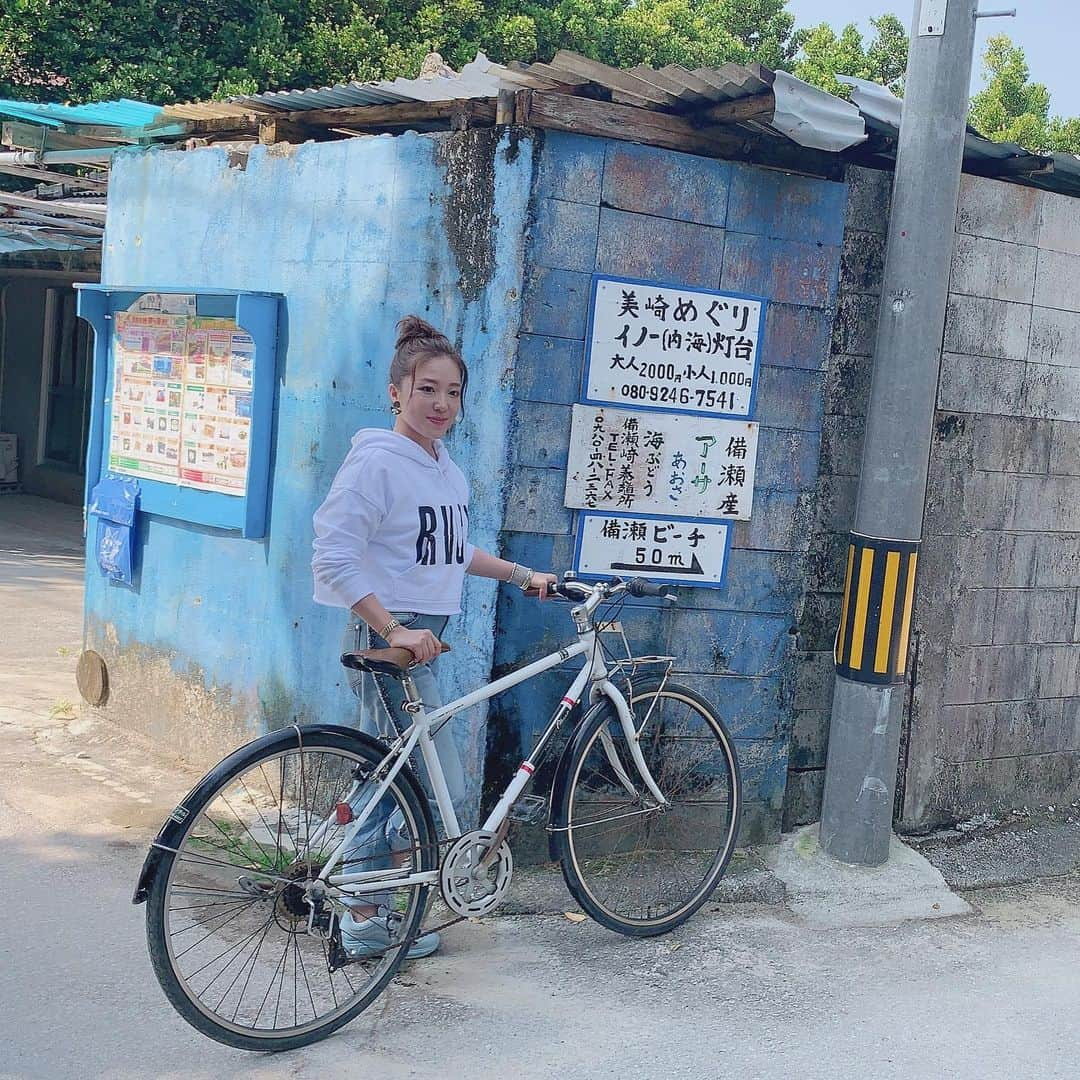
[537,576,677,604]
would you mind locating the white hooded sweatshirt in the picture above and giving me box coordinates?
[311,429,475,615]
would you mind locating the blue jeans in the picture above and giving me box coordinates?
[340,613,467,909]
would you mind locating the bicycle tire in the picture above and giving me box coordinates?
[551,678,740,937]
[145,725,436,1052]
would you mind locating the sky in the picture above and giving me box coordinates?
[786,0,1080,117]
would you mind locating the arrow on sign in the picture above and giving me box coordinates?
[609,553,706,576]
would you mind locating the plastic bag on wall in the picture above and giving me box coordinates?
[88,475,139,584]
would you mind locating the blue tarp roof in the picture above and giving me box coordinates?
[0,97,163,129]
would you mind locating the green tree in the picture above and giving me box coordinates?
[0,0,800,105]
[791,14,908,98]
[968,34,1080,154]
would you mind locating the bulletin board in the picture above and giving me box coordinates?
[76,286,282,538]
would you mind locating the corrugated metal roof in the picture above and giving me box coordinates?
[239,54,508,112]
[0,228,95,254]
[232,52,868,152]
[0,97,163,129]
[839,75,1080,199]
[771,70,865,152]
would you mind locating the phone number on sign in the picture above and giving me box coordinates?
[620,384,749,408]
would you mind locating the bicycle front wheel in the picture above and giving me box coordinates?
[145,726,435,1052]
[552,678,740,937]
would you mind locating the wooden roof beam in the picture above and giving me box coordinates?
[0,161,109,191]
[696,90,776,126]
[0,189,107,221]
[277,98,496,132]
[514,90,842,178]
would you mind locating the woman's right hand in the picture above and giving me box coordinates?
[386,625,441,664]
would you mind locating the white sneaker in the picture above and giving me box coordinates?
[339,911,440,959]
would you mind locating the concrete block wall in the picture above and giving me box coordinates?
[489,132,847,847]
[901,175,1080,828]
[782,166,889,827]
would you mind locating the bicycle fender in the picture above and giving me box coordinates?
[547,696,615,862]
[132,723,395,904]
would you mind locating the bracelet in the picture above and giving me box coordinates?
[379,618,401,641]
[507,563,534,590]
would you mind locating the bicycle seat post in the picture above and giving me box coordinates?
[400,673,424,713]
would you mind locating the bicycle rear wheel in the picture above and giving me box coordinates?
[551,678,740,937]
[145,726,435,1051]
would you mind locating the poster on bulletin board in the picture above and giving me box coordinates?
[109,311,255,496]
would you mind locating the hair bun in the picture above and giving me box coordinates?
[395,314,443,350]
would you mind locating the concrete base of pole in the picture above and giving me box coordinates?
[774,825,971,928]
[819,676,906,866]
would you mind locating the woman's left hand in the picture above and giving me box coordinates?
[530,572,559,601]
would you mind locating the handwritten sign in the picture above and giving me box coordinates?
[575,512,731,588]
[584,276,764,419]
[564,404,759,521]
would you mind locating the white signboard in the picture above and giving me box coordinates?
[576,512,731,588]
[584,276,764,419]
[564,404,759,521]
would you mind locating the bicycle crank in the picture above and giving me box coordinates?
[438,830,513,918]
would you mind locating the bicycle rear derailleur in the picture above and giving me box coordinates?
[439,829,513,918]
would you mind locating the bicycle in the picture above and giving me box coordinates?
[134,575,741,1051]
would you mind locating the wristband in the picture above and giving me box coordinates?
[508,563,534,590]
[379,618,401,641]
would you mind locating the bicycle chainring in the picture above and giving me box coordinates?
[439,830,513,918]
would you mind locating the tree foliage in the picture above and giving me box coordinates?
[4,0,1078,160]
[0,0,799,104]
[791,14,907,98]
[968,34,1080,154]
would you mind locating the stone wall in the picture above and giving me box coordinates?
[901,175,1080,829]
[489,132,848,846]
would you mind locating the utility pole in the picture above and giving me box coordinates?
[819,0,982,865]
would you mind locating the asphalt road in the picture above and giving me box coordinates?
[3,782,1080,1080]
[2,494,1079,1079]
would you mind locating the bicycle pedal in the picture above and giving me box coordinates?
[508,795,547,825]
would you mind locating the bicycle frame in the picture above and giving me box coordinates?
[314,601,671,899]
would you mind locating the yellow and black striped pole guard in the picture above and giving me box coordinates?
[834,532,919,685]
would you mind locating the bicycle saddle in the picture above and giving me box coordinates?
[340,641,451,679]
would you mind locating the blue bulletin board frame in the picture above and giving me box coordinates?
[580,273,768,423]
[76,285,282,539]
[571,509,733,591]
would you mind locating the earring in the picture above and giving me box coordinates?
[390,401,401,416]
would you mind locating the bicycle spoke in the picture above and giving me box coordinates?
[156,741,431,1044]
[561,686,738,928]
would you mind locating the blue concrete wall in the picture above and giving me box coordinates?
[88,130,534,813]
[490,133,847,843]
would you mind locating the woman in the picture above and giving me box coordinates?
[312,315,556,959]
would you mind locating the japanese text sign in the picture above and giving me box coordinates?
[575,512,731,588]
[583,276,765,419]
[565,404,759,521]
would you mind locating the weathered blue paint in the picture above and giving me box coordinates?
[597,207,725,288]
[602,142,732,227]
[86,131,535,815]
[528,198,600,275]
[494,131,848,844]
[727,163,847,246]
[520,266,592,339]
[721,233,840,309]
[533,132,604,204]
